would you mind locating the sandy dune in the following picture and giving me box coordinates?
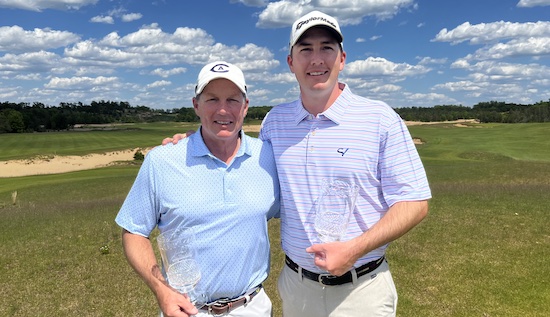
[0,148,152,178]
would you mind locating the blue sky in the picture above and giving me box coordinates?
[0,0,549,110]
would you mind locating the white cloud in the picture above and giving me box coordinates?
[434,80,488,92]
[90,8,142,24]
[256,0,415,28]
[45,76,118,89]
[371,84,402,93]
[0,23,278,87]
[0,26,80,52]
[150,67,187,78]
[230,0,267,7]
[450,58,470,69]
[63,41,138,66]
[114,24,169,46]
[406,92,453,102]
[464,37,550,60]
[517,0,550,7]
[2,1,546,109]
[72,66,115,76]
[107,6,127,18]
[344,57,431,77]
[0,51,61,72]
[434,58,550,105]
[432,21,550,45]
[248,88,271,98]
[122,13,143,22]
[14,73,43,80]
[0,0,98,11]
[0,86,20,99]
[451,60,550,80]
[90,15,114,24]
[147,80,171,88]
[417,57,447,65]
[251,71,295,84]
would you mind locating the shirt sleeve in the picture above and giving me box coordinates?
[115,152,159,237]
[379,114,432,207]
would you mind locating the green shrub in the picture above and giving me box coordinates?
[133,150,144,161]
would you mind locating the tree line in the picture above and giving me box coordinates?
[1,100,549,133]
[395,100,550,123]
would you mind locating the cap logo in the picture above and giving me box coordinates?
[296,16,337,31]
[210,63,230,73]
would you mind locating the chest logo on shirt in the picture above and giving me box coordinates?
[337,148,349,156]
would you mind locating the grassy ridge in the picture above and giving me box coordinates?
[1,122,549,316]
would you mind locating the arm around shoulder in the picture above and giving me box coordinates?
[161,131,196,146]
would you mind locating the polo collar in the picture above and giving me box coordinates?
[293,83,351,125]
[189,127,251,159]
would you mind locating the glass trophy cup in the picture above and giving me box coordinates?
[314,178,359,243]
[157,226,207,308]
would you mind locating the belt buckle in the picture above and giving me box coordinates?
[317,273,333,286]
[211,297,231,306]
[214,297,232,305]
[206,298,231,316]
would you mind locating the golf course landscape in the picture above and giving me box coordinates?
[0,121,548,316]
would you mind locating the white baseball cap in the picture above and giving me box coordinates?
[195,61,247,96]
[289,11,343,51]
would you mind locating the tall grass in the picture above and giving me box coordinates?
[1,122,549,316]
[389,160,550,316]
[0,167,152,316]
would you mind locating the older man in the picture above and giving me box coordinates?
[116,61,280,317]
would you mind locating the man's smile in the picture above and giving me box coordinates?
[308,71,328,76]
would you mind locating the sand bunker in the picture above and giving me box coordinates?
[404,119,478,126]
[0,148,152,178]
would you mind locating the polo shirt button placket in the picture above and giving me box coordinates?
[309,120,319,152]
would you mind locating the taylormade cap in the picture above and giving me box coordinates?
[195,61,247,96]
[289,11,343,51]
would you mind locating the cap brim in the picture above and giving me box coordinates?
[291,25,343,48]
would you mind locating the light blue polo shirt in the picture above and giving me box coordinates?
[260,83,431,273]
[116,128,280,301]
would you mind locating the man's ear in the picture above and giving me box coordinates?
[287,54,295,73]
[192,97,200,115]
[339,51,346,71]
[243,98,249,117]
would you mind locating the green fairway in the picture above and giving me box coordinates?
[0,122,199,161]
[0,122,549,316]
[409,122,550,163]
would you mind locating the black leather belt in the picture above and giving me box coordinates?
[201,285,262,315]
[285,255,385,286]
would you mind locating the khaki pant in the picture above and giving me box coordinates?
[278,260,397,317]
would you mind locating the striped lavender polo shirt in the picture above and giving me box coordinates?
[260,83,432,273]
